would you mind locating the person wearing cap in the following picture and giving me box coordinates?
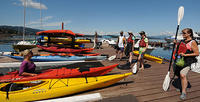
[116,31,126,60]
[19,50,37,76]
[125,32,135,66]
[138,31,148,71]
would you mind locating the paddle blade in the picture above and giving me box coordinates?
[178,6,184,25]
[108,55,116,61]
[132,63,137,74]
[163,72,171,91]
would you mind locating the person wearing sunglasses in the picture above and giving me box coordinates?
[174,28,199,100]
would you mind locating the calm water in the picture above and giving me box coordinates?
[150,47,172,60]
[0,42,14,52]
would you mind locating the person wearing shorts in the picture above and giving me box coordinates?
[138,31,148,71]
[116,31,126,60]
[175,28,199,100]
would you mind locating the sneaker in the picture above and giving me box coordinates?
[180,93,186,100]
[176,88,180,92]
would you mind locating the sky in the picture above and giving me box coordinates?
[0,0,200,36]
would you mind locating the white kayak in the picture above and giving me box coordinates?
[0,60,85,68]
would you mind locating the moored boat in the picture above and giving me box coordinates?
[0,60,84,68]
[43,37,91,44]
[5,54,106,62]
[0,72,132,102]
[133,50,163,64]
[0,64,118,82]
[37,45,93,53]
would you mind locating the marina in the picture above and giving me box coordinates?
[1,0,200,101]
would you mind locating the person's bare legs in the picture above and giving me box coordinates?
[129,52,133,63]
[119,51,123,60]
[137,54,141,71]
[180,73,187,100]
[180,74,187,94]
[116,50,119,59]
[140,58,144,70]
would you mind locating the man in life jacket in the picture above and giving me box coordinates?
[138,31,148,71]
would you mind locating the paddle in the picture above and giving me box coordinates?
[132,63,137,74]
[163,6,184,91]
[108,55,117,61]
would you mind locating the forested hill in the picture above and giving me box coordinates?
[0,25,41,37]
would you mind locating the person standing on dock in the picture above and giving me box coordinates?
[116,31,126,60]
[19,49,37,76]
[93,31,99,49]
[138,31,148,71]
[125,32,135,65]
[174,28,199,100]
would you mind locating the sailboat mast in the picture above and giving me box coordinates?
[23,0,26,41]
[40,0,42,29]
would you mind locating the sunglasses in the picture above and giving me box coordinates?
[181,32,187,34]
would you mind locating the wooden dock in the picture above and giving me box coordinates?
[89,44,200,102]
[1,43,200,102]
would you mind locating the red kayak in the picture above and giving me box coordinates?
[0,64,118,82]
[37,45,94,53]
[36,30,85,37]
[14,53,100,57]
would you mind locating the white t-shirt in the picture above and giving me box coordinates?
[118,36,125,48]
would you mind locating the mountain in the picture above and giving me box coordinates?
[83,34,118,38]
[148,35,171,39]
[0,25,42,37]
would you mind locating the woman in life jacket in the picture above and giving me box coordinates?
[125,32,135,66]
[138,31,148,71]
[174,28,199,100]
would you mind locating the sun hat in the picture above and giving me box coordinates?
[139,31,145,35]
[128,32,133,35]
[22,49,32,56]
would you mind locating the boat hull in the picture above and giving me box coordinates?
[5,55,106,62]
[0,64,118,82]
[0,72,132,102]
[133,50,163,64]
[37,45,93,53]
[12,45,36,52]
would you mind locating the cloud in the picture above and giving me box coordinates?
[78,31,119,35]
[19,0,47,10]
[160,31,174,36]
[43,21,71,27]
[13,2,21,6]
[28,16,53,25]
[27,20,71,29]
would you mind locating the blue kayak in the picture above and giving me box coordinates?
[5,55,107,62]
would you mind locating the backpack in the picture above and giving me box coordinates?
[139,38,146,47]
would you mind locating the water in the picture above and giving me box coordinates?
[150,47,172,60]
[0,42,14,52]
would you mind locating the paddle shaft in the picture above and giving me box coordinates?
[168,25,180,71]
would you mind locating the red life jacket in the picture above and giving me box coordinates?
[127,36,133,43]
[172,41,190,60]
[139,38,146,47]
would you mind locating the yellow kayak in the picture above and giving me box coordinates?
[0,72,132,102]
[44,37,91,44]
[133,50,163,64]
